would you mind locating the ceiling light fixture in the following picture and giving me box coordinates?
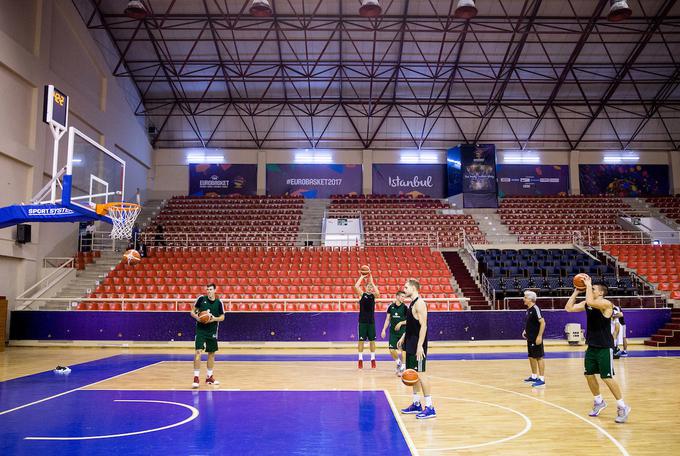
[249,0,273,17]
[607,0,632,22]
[454,0,478,19]
[359,0,382,18]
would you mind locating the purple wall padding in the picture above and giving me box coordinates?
[9,309,670,342]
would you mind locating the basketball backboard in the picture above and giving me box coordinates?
[62,127,126,218]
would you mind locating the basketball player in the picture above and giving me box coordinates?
[398,278,436,419]
[522,290,546,387]
[565,275,631,423]
[613,306,628,357]
[381,290,407,376]
[190,283,225,388]
[354,273,380,369]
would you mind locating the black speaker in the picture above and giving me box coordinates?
[17,224,31,244]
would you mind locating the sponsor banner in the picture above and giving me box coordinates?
[579,164,670,197]
[189,164,257,196]
[372,164,447,198]
[266,164,362,198]
[497,164,570,197]
[461,144,498,208]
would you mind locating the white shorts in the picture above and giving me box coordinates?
[617,324,626,346]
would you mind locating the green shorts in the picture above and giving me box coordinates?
[584,346,614,379]
[389,331,405,350]
[358,322,376,341]
[406,353,426,372]
[195,332,219,353]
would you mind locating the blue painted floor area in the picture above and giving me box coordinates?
[0,355,160,414]
[0,390,410,456]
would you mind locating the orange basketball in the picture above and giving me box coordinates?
[123,249,141,265]
[198,310,212,324]
[360,265,371,276]
[401,369,419,386]
[573,273,589,290]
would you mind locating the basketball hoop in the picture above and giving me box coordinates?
[96,202,141,240]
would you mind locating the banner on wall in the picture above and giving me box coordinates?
[372,164,447,198]
[579,164,670,197]
[497,164,569,197]
[266,164,362,198]
[461,144,498,208]
[189,164,257,196]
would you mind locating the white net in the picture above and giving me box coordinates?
[105,203,141,240]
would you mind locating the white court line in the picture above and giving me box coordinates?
[383,390,421,456]
[0,361,164,416]
[429,375,630,456]
[394,394,532,452]
[25,399,199,441]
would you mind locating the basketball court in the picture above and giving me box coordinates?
[2,346,680,455]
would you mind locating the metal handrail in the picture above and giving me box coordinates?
[16,296,470,312]
[16,258,75,310]
[502,294,667,310]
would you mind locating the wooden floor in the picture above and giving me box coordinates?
[2,345,679,455]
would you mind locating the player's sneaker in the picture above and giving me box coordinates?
[192,376,199,388]
[416,406,437,419]
[531,379,546,387]
[206,375,220,386]
[371,359,376,369]
[401,402,423,414]
[397,365,405,376]
[523,376,537,383]
[589,400,607,417]
[615,405,631,424]
[619,350,628,357]
[358,360,363,369]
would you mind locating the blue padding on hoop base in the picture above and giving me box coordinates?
[0,204,101,229]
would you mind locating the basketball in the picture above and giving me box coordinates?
[360,265,371,275]
[401,369,419,386]
[198,310,212,323]
[573,273,589,290]
[123,249,141,265]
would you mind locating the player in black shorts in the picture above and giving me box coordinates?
[522,290,546,387]
[566,276,631,423]
[381,291,407,376]
[398,278,436,419]
[354,272,380,369]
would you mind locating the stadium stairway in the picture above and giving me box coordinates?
[442,251,491,310]
[43,251,120,310]
[297,198,329,246]
[469,210,518,244]
[138,199,166,231]
[644,307,680,347]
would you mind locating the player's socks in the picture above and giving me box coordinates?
[616,399,626,408]
[194,370,200,377]
[424,396,433,407]
[594,395,604,404]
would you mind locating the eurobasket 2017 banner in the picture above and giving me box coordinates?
[579,164,670,197]
[372,164,447,198]
[497,164,569,197]
[266,164,362,198]
[189,164,257,196]
[461,144,498,208]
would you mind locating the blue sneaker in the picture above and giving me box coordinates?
[416,406,437,419]
[400,402,423,414]
[523,376,537,383]
[531,379,546,387]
